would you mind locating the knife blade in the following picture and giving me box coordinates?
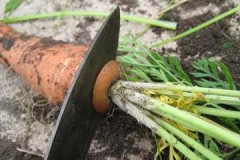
[45,7,120,160]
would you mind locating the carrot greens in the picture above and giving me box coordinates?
[0,11,177,30]
[192,59,236,90]
[115,35,240,159]
[4,0,25,13]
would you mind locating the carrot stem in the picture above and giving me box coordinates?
[110,90,203,160]
[0,11,177,30]
[193,106,240,119]
[110,81,240,148]
[118,81,240,97]
[151,5,240,47]
[147,113,222,160]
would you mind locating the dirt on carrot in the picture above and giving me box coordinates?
[0,23,88,105]
[0,23,122,114]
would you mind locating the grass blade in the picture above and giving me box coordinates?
[152,5,240,47]
[0,11,177,29]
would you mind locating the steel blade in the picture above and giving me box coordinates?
[45,7,120,160]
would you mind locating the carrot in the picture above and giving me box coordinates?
[93,60,120,113]
[0,24,120,113]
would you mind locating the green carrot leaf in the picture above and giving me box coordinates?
[219,63,236,90]
[129,69,152,82]
[166,56,192,85]
[191,59,236,90]
[5,0,24,13]
[118,36,192,85]
[203,135,221,155]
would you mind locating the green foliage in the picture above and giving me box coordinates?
[118,36,240,159]
[222,42,232,49]
[192,59,236,90]
[130,69,153,82]
[118,36,237,93]
[0,11,177,30]
[4,0,24,13]
[166,56,192,85]
[203,135,220,155]
[218,118,240,133]
[191,59,240,158]
[235,153,240,160]
[118,36,192,85]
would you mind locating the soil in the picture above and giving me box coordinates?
[0,139,41,160]
[88,109,154,160]
[0,0,240,160]
[158,0,240,84]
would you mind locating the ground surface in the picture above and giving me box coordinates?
[0,0,239,160]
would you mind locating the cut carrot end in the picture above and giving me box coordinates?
[92,60,121,113]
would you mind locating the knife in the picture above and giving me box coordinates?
[45,7,120,160]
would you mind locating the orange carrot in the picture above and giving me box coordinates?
[0,24,120,113]
[93,60,120,113]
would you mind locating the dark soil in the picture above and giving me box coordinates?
[0,139,41,160]
[87,108,155,160]
[157,0,240,83]
[178,3,240,83]
[0,100,43,160]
